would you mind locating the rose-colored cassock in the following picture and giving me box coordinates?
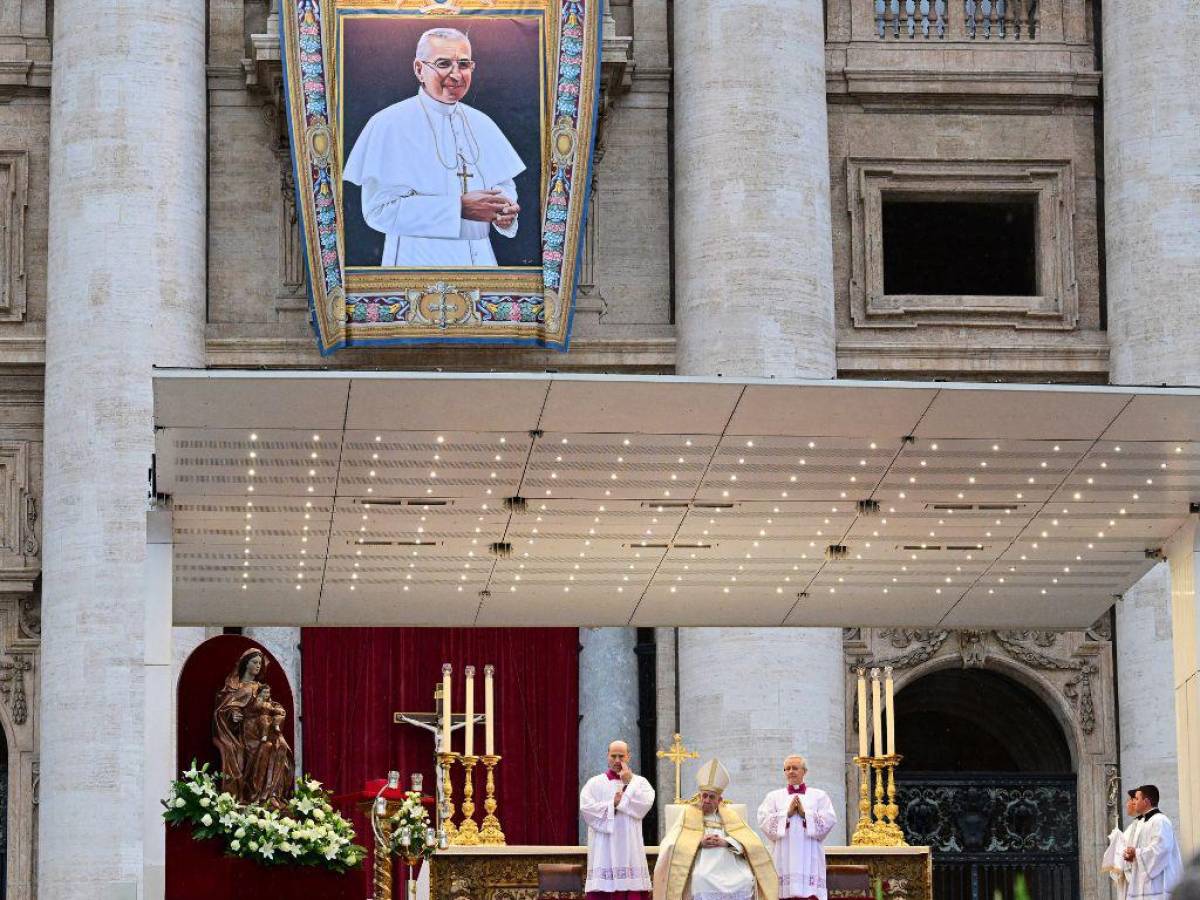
[580,770,656,900]
[757,786,837,900]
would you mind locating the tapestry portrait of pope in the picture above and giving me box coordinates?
[340,15,544,269]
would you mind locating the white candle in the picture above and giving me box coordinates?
[871,668,883,758]
[484,664,495,755]
[441,663,452,751]
[464,665,476,757]
[885,666,896,756]
[856,668,868,759]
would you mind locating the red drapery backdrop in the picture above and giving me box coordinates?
[301,627,580,846]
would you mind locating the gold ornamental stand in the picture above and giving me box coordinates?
[850,756,877,845]
[361,795,399,900]
[456,755,482,844]
[478,754,506,845]
[851,754,907,847]
[438,751,461,843]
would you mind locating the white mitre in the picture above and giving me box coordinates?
[696,758,730,793]
[664,757,746,833]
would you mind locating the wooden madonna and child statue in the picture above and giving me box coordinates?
[213,648,296,807]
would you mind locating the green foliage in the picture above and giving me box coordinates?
[162,760,366,873]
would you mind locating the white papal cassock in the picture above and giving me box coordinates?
[580,771,656,895]
[343,89,525,267]
[1122,810,1183,900]
[757,787,836,900]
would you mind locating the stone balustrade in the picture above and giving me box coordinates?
[874,0,1038,40]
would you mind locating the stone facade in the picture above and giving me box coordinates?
[0,0,1192,896]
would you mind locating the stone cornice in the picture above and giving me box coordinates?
[203,332,676,371]
[837,340,1110,378]
[826,51,1101,110]
[0,60,50,99]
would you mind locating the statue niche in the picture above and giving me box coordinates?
[213,648,295,807]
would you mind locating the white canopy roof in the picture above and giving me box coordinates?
[153,371,1200,629]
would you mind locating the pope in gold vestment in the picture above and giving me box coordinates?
[653,759,778,900]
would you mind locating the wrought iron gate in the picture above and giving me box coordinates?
[896,773,1079,900]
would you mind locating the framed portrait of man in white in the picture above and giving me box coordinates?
[282,0,600,352]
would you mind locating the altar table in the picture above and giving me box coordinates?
[426,844,932,900]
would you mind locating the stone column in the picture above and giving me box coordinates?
[40,1,207,897]
[1115,565,1180,822]
[670,0,844,837]
[672,0,835,378]
[1166,523,1200,860]
[578,627,640,839]
[676,629,847,842]
[1103,1,1200,385]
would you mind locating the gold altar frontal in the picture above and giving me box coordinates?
[429,845,932,900]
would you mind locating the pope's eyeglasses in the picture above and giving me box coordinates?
[420,58,476,74]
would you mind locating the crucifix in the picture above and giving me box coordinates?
[394,683,484,831]
[456,153,473,195]
[656,732,699,804]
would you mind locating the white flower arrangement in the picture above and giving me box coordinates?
[162,761,365,872]
[387,789,438,861]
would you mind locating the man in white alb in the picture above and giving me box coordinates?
[343,27,524,267]
[580,740,656,900]
[1121,784,1183,900]
[757,755,836,900]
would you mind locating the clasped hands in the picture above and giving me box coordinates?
[462,189,519,229]
[788,795,806,819]
[1123,847,1137,862]
[701,834,730,849]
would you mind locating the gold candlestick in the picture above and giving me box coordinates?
[849,756,877,845]
[878,753,908,846]
[374,806,395,900]
[478,754,506,845]
[454,755,482,844]
[438,751,460,842]
[871,757,887,829]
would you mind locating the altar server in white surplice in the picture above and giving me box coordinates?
[1121,784,1183,900]
[757,755,836,900]
[343,27,524,267]
[580,740,655,900]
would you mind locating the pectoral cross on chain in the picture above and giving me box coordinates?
[456,153,473,195]
[657,732,699,804]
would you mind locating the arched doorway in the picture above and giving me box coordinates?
[895,668,1079,900]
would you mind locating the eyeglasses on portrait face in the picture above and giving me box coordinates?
[420,58,476,74]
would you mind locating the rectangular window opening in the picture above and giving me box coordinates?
[882,196,1038,297]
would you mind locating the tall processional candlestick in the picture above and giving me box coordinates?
[851,664,907,848]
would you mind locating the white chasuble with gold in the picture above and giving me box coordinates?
[655,808,775,900]
[580,772,656,892]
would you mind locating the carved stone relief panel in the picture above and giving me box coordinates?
[0,152,28,323]
[846,158,1077,331]
[0,442,37,567]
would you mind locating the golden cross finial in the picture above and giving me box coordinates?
[656,733,699,803]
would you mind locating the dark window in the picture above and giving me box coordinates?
[882,197,1038,296]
